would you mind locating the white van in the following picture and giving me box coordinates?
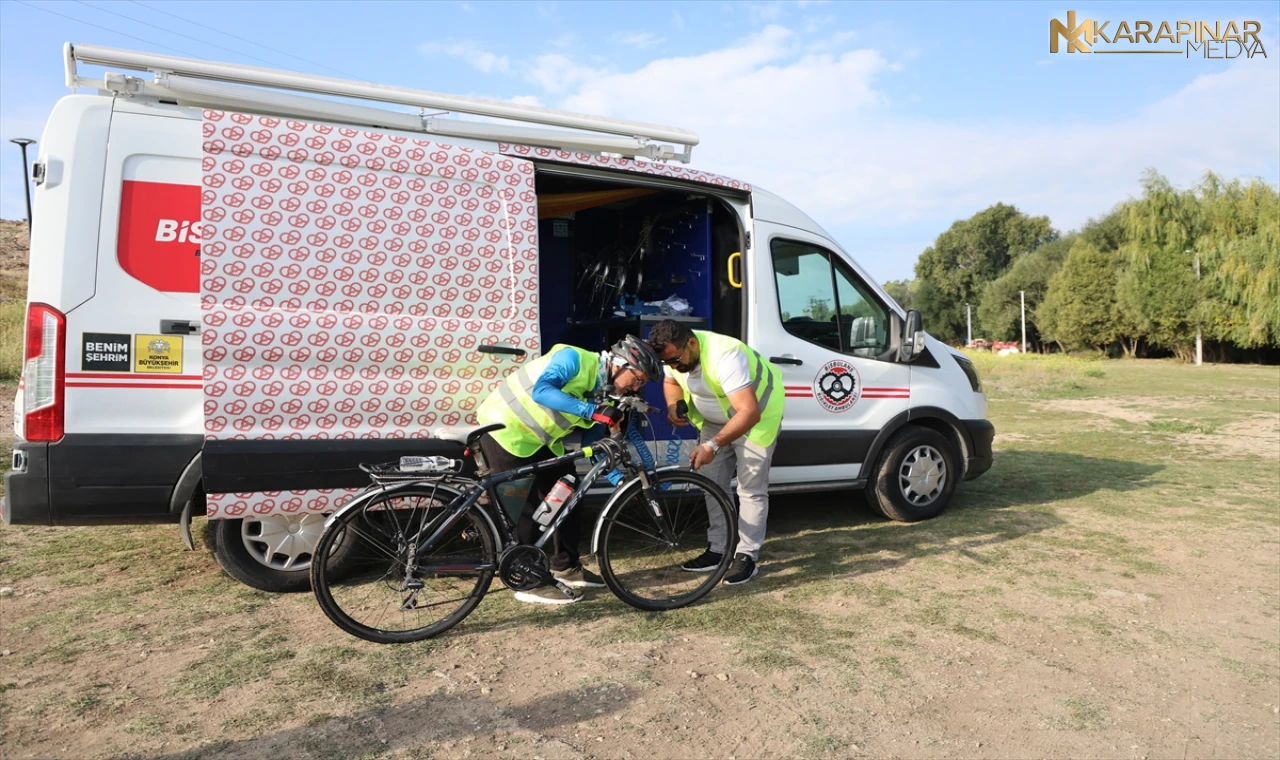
[5,44,993,592]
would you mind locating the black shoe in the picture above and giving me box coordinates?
[724,553,758,585]
[681,547,723,573]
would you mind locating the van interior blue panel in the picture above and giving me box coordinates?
[536,199,713,449]
[538,217,575,349]
[642,201,712,325]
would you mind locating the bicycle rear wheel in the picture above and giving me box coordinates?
[311,485,497,643]
[597,469,736,611]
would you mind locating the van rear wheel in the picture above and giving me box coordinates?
[211,514,356,593]
[865,426,959,523]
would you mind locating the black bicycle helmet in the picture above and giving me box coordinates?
[610,334,663,381]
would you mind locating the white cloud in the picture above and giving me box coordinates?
[519,25,1278,280]
[459,2,472,11]
[617,32,667,49]
[803,14,837,35]
[672,11,686,32]
[419,41,512,75]
[508,94,543,107]
[525,53,609,95]
[747,3,786,25]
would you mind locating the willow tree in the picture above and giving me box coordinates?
[1193,173,1280,349]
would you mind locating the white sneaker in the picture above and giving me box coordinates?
[514,585,582,605]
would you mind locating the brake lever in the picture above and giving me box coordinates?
[611,394,657,415]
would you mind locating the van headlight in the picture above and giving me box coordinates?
[954,355,982,393]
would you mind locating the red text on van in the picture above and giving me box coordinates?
[118,180,201,293]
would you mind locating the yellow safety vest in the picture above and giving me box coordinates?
[476,345,600,458]
[665,330,783,448]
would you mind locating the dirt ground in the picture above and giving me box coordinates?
[1,360,1278,759]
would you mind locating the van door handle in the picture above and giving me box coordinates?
[770,356,803,366]
[478,344,527,357]
[161,320,200,335]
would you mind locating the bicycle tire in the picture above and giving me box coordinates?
[311,485,498,643]
[597,469,737,611]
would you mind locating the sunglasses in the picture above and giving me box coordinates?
[659,339,690,366]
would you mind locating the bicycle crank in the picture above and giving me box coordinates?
[497,545,552,591]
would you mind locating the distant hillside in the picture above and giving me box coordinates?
[0,219,28,300]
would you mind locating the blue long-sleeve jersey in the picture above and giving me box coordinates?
[530,347,601,421]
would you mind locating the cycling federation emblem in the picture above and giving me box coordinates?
[814,359,860,413]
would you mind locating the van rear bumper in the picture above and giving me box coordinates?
[4,434,203,526]
[961,419,995,480]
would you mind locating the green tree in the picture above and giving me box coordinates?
[881,279,915,311]
[1117,171,1206,359]
[1039,242,1120,351]
[1078,207,1127,253]
[914,203,1058,342]
[977,234,1074,347]
[1193,173,1280,349]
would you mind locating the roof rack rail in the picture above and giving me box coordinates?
[65,42,699,163]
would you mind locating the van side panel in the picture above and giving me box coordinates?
[65,109,204,437]
[23,103,206,524]
[24,96,112,312]
[200,111,540,517]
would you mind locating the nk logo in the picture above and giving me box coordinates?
[1050,10,1267,58]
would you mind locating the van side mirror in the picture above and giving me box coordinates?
[899,309,924,362]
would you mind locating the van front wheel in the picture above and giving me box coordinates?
[211,514,356,593]
[865,427,959,522]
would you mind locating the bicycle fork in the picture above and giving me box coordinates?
[635,470,679,546]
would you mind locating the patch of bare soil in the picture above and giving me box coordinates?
[3,493,1279,760]
[1,381,14,431]
[1184,414,1280,459]
[0,219,28,300]
[1041,398,1156,425]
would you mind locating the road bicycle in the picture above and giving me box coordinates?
[310,396,737,643]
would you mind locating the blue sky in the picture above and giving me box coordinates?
[1,0,1277,282]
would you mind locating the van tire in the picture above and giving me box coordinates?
[211,515,357,593]
[865,426,959,523]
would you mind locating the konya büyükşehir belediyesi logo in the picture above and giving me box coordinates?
[1051,11,1267,58]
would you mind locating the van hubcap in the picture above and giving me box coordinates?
[242,513,325,571]
[898,445,946,506]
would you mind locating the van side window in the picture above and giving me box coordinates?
[833,259,890,357]
[771,239,890,358]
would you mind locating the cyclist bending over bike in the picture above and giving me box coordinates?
[474,335,664,605]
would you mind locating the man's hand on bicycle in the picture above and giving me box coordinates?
[590,404,625,428]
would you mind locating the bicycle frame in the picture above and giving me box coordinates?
[325,401,686,580]
[415,437,668,563]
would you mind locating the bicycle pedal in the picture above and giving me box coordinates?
[553,581,581,599]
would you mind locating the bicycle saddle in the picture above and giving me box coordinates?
[433,423,506,447]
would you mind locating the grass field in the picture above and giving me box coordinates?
[1,356,1277,759]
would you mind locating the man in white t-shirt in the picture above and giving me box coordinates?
[647,320,784,585]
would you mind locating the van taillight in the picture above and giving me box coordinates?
[23,303,66,442]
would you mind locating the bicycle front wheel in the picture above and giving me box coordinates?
[597,469,737,611]
[311,486,497,643]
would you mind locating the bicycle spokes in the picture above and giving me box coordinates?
[314,491,495,640]
[600,474,735,608]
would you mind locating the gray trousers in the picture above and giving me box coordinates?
[697,420,776,560]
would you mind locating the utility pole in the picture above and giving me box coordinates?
[1187,248,1202,366]
[9,137,36,245]
[966,303,972,347]
[1020,290,1027,354]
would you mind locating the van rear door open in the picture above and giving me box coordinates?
[199,111,538,516]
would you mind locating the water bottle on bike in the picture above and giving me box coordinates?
[399,455,457,473]
[531,475,577,529]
